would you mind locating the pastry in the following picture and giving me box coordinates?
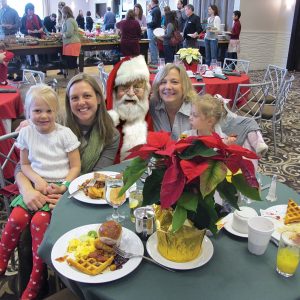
[98,220,122,246]
[284,199,300,225]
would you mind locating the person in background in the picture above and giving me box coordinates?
[161,11,178,63]
[147,0,161,65]
[161,6,171,28]
[204,4,221,66]
[60,5,81,78]
[0,84,81,300]
[0,0,20,36]
[43,13,56,33]
[176,0,186,32]
[116,9,141,57]
[226,10,241,60]
[103,7,116,31]
[150,63,197,140]
[76,9,85,30]
[85,10,94,32]
[56,1,65,32]
[182,4,202,48]
[0,41,14,84]
[134,3,146,37]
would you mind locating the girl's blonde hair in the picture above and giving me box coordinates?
[192,94,224,123]
[151,63,197,103]
[25,84,59,119]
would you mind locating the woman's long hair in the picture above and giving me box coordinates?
[134,4,143,20]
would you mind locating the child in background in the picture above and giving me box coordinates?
[0,42,14,85]
[226,10,241,60]
[0,84,81,300]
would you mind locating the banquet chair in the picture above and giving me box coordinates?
[261,75,294,154]
[231,81,272,124]
[194,83,206,95]
[98,62,109,97]
[262,64,287,104]
[223,58,250,74]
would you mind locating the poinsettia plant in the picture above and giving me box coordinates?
[119,131,261,234]
[177,47,201,64]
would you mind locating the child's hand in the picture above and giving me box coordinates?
[34,179,49,194]
[46,183,66,195]
[225,135,237,145]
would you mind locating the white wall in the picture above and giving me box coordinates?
[239,0,296,70]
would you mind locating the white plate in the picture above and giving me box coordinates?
[223,213,248,238]
[51,224,143,283]
[146,232,214,270]
[187,33,195,37]
[68,171,135,204]
[153,28,164,37]
[260,205,288,241]
[202,74,215,78]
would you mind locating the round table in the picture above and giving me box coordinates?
[149,73,250,101]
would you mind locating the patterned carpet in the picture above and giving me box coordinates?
[0,69,299,299]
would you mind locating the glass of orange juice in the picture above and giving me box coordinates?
[276,231,300,277]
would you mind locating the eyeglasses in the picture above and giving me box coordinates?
[118,83,144,94]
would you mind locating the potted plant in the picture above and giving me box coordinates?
[177,47,202,72]
[119,131,261,262]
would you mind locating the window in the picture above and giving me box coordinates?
[8,0,44,18]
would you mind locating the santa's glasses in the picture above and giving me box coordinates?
[118,82,144,94]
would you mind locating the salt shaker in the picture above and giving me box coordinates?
[266,175,277,202]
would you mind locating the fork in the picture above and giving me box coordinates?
[114,246,175,272]
[68,178,97,199]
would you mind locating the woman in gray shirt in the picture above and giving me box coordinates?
[149,63,197,140]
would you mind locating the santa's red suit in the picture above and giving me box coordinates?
[106,55,152,162]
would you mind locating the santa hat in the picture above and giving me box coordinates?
[106,55,150,110]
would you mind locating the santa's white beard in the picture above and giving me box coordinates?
[114,93,149,122]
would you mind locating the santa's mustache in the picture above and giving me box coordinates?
[114,93,149,122]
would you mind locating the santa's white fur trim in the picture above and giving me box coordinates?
[115,55,150,86]
[108,110,120,126]
[120,120,148,161]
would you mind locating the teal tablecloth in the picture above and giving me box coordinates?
[39,163,300,300]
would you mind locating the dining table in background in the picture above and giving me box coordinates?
[38,161,300,300]
[0,85,23,179]
[149,72,250,101]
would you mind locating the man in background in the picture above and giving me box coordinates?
[43,13,57,33]
[176,0,186,32]
[0,0,20,36]
[183,4,202,48]
[103,7,116,31]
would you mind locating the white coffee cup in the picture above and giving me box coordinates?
[247,216,274,255]
[214,67,223,75]
[232,207,258,234]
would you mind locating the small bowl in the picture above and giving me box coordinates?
[232,207,258,234]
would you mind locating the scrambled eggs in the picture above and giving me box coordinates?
[67,236,96,258]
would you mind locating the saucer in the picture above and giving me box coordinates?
[203,74,214,78]
[223,213,248,238]
[153,28,164,37]
[146,232,214,270]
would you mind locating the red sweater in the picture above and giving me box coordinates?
[0,50,14,82]
[231,20,241,40]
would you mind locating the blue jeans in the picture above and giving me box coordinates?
[147,28,159,65]
[205,38,218,66]
[164,44,175,63]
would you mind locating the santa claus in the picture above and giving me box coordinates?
[106,55,151,161]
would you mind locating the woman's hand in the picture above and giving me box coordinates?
[23,189,47,211]
[46,194,61,210]
[34,178,49,194]
[46,183,67,195]
[15,120,29,132]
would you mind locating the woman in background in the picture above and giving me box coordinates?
[134,4,147,38]
[204,4,221,66]
[60,6,81,77]
[76,9,85,30]
[86,10,94,32]
[116,9,141,57]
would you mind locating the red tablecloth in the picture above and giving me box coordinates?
[149,73,250,101]
[0,85,23,119]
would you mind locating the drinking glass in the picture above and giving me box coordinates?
[210,59,217,70]
[129,189,143,223]
[158,58,165,70]
[105,178,126,222]
[197,64,206,75]
[174,54,180,65]
[276,231,300,277]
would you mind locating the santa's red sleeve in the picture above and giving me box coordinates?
[3,51,14,62]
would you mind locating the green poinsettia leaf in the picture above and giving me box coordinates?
[186,56,193,64]
[217,179,239,210]
[178,140,217,160]
[172,205,187,233]
[200,161,227,198]
[177,192,198,212]
[118,157,147,196]
[192,54,199,60]
[232,174,261,201]
[143,168,165,206]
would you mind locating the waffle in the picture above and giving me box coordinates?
[284,199,300,225]
[67,255,114,276]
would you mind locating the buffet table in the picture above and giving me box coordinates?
[7,39,150,72]
[39,161,300,300]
